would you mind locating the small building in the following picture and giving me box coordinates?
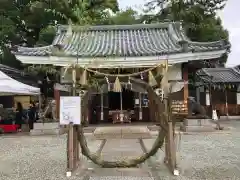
[0,64,38,87]
[196,67,240,116]
[13,22,229,123]
[0,64,39,108]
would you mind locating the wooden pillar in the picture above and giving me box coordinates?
[183,64,188,109]
[134,92,139,121]
[54,86,60,120]
[100,91,104,121]
[148,90,154,123]
[139,92,142,120]
[66,68,80,176]
[164,98,178,175]
[67,125,79,174]
[67,123,74,171]
[225,90,229,116]
[74,126,79,162]
[196,87,200,103]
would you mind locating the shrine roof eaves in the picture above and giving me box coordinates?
[196,68,240,84]
[13,22,229,58]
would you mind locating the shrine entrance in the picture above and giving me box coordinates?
[88,86,150,124]
[108,88,134,111]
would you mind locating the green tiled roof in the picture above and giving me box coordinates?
[15,22,228,57]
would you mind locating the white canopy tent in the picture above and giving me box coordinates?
[0,71,40,95]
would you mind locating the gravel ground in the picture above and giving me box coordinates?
[0,121,240,180]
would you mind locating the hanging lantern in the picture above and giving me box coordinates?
[148,70,157,86]
[228,84,231,89]
[79,69,87,85]
[113,76,122,92]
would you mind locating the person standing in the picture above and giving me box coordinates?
[28,102,36,130]
[15,102,24,132]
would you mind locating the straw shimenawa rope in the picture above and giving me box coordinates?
[76,78,169,168]
[76,125,167,168]
[81,62,167,77]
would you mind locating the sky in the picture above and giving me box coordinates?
[118,0,239,67]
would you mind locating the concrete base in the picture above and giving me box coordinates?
[30,123,65,135]
[30,128,65,136]
[93,126,152,139]
[180,125,215,132]
[220,116,240,120]
[181,119,215,132]
[148,125,160,131]
[183,118,212,126]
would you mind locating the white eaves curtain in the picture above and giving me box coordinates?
[0,71,40,95]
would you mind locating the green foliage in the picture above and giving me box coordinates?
[143,0,229,41]
[143,0,230,63]
[106,8,140,25]
[37,26,57,46]
[0,0,230,71]
[0,0,120,73]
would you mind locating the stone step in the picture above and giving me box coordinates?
[30,128,64,135]
[180,125,215,132]
[183,118,212,126]
[34,122,59,129]
[93,126,152,139]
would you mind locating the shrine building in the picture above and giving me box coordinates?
[13,22,229,124]
[196,67,240,117]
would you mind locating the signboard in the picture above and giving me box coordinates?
[60,96,81,125]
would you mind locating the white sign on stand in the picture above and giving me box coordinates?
[60,96,81,125]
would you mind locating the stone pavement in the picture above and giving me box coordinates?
[76,139,157,179]
[0,121,240,180]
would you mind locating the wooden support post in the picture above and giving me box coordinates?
[74,125,79,162]
[67,123,75,172]
[225,90,229,116]
[54,86,60,120]
[66,125,79,173]
[66,67,80,176]
[183,64,188,108]
[164,131,170,163]
[164,98,178,175]
[167,122,176,170]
